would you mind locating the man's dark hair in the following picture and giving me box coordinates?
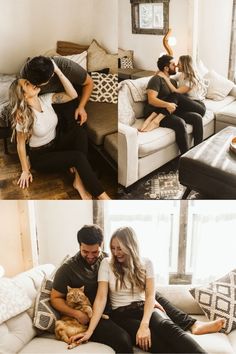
[157,55,174,71]
[77,224,104,246]
[22,56,54,85]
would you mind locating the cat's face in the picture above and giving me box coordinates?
[66,286,87,305]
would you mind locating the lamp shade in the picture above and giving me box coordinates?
[0,265,5,277]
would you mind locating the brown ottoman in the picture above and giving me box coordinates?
[179,126,236,199]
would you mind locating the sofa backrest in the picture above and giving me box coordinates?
[0,264,55,354]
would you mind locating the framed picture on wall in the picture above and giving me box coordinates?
[131,0,169,35]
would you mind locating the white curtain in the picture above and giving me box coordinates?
[229,0,236,81]
[191,213,236,284]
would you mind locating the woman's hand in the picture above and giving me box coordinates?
[69,330,93,345]
[154,301,166,313]
[157,71,166,79]
[51,59,60,74]
[17,171,33,189]
[136,324,151,351]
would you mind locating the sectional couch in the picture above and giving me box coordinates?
[1,264,235,354]
[118,75,236,188]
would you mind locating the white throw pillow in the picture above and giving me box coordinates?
[62,51,87,70]
[196,59,209,78]
[0,278,31,324]
[205,70,234,101]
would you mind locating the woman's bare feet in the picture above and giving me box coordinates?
[191,319,225,335]
[97,192,111,200]
[139,112,158,132]
[70,167,92,200]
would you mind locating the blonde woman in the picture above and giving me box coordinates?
[70,227,224,353]
[141,55,206,133]
[9,60,110,200]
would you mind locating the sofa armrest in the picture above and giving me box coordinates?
[229,85,236,98]
[118,122,139,187]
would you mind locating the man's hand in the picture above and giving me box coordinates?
[73,310,89,325]
[166,102,177,114]
[17,171,33,189]
[75,106,87,125]
[154,301,166,313]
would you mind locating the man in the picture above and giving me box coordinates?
[20,55,93,125]
[144,55,203,154]
[51,224,134,353]
[51,224,224,353]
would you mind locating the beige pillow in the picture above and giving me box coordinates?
[118,48,134,61]
[87,39,117,74]
[205,70,234,101]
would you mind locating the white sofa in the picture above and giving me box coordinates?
[118,77,236,188]
[1,265,236,354]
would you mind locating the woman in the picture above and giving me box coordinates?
[70,226,224,353]
[140,55,207,132]
[9,60,109,200]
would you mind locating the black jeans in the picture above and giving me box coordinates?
[28,99,104,197]
[144,93,206,154]
[110,299,206,354]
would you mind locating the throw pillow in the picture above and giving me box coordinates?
[190,269,236,334]
[90,72,118,104]
[118,48,134,61]
[62,51,87,70]
[87,39,118,74]
[33,277,60,333]
[57,41,89,56]
[205,70,234,101]
[0,278,31,324]
[120,57,134,69]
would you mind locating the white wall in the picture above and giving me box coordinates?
[35,201,93,267]
[0,0,118,74]
[119,0,189,70]
[197,0,233,76]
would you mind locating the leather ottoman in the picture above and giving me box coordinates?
[179,126,236,199]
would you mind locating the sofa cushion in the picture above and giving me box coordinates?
[90,73,118,104]
[190,269,236,334]
[86,101,117,145]
[205,70,234,101]
[87,40,117,74]
[216,101,236,126]
[104,132,118,163]
[189,331,234,354]
[204,96,235,113]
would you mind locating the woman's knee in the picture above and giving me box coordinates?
[117,330,133,353]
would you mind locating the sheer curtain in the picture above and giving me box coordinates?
[229,0,236,81]
[188,206,236,284]
[103,201,179,284]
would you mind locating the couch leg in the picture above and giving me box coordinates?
[182,187,191,199]
[3,138,9,154]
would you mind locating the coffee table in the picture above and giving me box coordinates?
[179,126,236,199]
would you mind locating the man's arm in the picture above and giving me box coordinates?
[147,89,177,114]
[75,74,94,125]
[50,288,89,325]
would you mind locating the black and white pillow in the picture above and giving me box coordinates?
[190,269,236,333]
[120,57,133,69]
[90,72,118,104]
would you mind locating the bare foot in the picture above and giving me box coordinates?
[191,319,225,335]
[97,192,111,200]
[72,168,92,200]
[139,112,158,132]
[142,119,160,132]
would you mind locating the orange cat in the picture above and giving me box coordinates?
[55,286,93,349]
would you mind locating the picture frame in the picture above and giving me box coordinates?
[130,0,170,35]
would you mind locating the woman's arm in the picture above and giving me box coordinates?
[158,72,190,94]
[69,281,109,344]
[16,131,33,188]
[52,60,78,104]
[136,277,155,351]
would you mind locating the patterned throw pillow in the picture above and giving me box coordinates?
[90,72,118,104]
[0,278,31,324]
[120,57,133,69]
[33,277,60,333]
[190,269,236,333]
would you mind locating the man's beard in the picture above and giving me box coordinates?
[169,68,176,75]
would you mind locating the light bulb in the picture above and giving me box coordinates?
[168,37,177,47]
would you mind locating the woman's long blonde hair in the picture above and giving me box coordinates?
[9,79,35,142]
[110,226,146,293]
[179,55,200,89]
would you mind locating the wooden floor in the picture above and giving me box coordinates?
[0,139,117,200]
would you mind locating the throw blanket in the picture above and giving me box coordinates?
[118,76,152,102]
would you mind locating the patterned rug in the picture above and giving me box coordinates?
[118,158,204,200]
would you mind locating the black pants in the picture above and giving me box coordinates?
[109,299,206,353]
[144,93,206,154]
[28,99,104,197]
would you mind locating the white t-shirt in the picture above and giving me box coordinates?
[16,93,58,147]
[98,257,154,310]
[172,72,207,101]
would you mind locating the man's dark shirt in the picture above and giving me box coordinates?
[53,251,108,306]
[146,75,172,100]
